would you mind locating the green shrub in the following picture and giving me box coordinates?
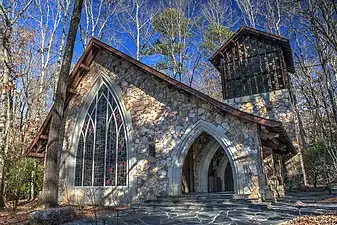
[303,142,335,188]
[5,158,43,210]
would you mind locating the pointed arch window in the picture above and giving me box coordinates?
[75,82,127,186]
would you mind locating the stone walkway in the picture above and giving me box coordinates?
[65,204,337,225]
[66,207,292,224]
[65,192,337,225]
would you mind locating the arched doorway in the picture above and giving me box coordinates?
[181,131,235,194]
[181,132,212,193]
[208,148,234,192]
[167,120,241,196]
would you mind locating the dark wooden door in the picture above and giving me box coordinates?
[182,150,194,193]
[224,164,234,191]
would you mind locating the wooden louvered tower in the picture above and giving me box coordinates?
[210,26,295,100]
[210,27,306,198]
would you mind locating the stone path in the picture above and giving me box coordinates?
[64,192,337,225]
[65,206,295,225]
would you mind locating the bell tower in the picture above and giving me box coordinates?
[209,26,296,133]
[210,26,294,101]
[210,26,305,199]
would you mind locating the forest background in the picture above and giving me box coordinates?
[0,0,336,209]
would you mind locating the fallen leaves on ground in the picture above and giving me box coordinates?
[75,205,130,218]
[281,214,337,225]
[0,199,42,225]
[0,200,130,224]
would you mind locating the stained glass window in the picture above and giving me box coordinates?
[75,83,128,186]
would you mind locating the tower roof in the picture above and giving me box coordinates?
[209,26,295,73]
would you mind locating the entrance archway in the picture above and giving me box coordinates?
[168,120,241,196]
[181,134,235,194]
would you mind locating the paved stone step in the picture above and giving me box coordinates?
[136,192,336,218]
[155,192,234,200]
[156,195,233,201]
[153,193,259,204]
[269,207,335,216]
[135,201,267,211]
[145,198,234,204]
[133,205,257,212]
[172,192,234,197]
[140,201,249,208]
[143,199,255,205]
[134,203,336,218]
[272,202,337,210]
[250,202,337,216]
[268,204,337,216]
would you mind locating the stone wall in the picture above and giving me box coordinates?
[261,148,285,200]
[224,89,304,190]
[59,49,265,206]
[224,89,297,142]
[283,153,304,189]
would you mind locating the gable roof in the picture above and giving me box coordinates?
[24,37,296,158]
[209,26,295,73]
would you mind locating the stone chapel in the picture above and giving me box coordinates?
[26,26,305,206]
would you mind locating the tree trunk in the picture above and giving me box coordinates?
[54,0,70,97]
[135,2,140,61]
[30,169,35,200]
[0,22,13,209]
[42,0,83,208]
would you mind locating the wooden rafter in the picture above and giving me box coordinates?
[28,152,44,158]
[79,63,90,72]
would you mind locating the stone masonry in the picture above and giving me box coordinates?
[224,90,305,194]
[59,49,264,206]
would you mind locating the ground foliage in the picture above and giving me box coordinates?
[0,200,130,225]
[0,199,41,225]
[303,142,337,188]
[281,214,337,225]
[5,158,43,211]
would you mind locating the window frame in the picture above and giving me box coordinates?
[73,78,129,188]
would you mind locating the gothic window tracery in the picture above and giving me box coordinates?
[75,82,127,186]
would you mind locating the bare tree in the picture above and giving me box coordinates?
[54,0,71,96]
[116,0,156,61]
[0,0,34,208]
[263,0,282,35]
[43,0,83,208]
[25,0,69,123]
[234,0,260,28]
[284,0,337,186]
[79,0,122,49]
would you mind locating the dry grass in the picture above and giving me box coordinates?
[281,214,337,225]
